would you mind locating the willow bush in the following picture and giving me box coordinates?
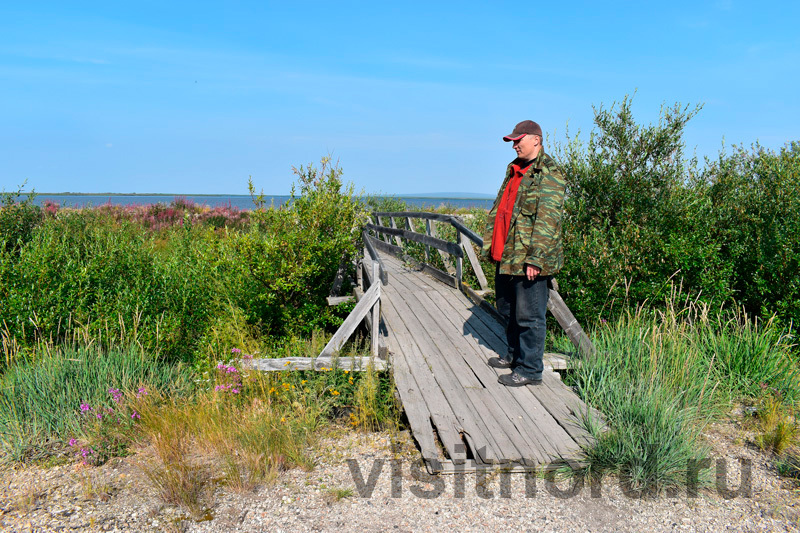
[552,96,800,330]
[0,159,366,368]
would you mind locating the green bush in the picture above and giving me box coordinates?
[705,142,800,327]
[554,96,733,323]
[231,158,366,338]
[1,212,222,362]
[539,96,800,330]
[0,186,42,255]
[0,158,366,367]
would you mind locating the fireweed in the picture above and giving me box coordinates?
[70,386,149,466]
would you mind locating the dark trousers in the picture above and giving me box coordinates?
[495,269,550,380]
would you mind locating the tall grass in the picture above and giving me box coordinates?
[132,341,397,514]
[571,295,800,493]
[0,345,191,462]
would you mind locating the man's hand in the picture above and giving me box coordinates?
[525,264,540,281]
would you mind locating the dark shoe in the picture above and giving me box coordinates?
[498,372,542,387]
[488,356,513,369]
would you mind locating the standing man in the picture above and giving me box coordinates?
[481,120,566,386]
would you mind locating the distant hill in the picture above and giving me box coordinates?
[399,192,494,199]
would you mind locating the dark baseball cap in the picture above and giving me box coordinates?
[503,120,543,141]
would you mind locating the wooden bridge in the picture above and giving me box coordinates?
[251,211,597,474]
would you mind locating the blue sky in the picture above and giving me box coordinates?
[1,1,798,195]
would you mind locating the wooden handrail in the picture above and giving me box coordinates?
[372,211,483,245]
[367,210,596,357]
[362,229,388,285]
[365,223,463,258]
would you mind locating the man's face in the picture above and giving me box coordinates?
[512,134,540,160]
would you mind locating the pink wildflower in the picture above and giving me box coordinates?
[80,403,91,412]
[68,438,78,447]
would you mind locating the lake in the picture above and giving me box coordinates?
[21,194,493,211]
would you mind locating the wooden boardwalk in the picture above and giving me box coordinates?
[372,252,594,474]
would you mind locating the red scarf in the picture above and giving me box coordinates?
[491,162,531,262]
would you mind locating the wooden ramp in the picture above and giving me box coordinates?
[373,252,594,473]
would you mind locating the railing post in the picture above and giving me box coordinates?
[424,219,432,262]
[459,229,489,291]
[427,220,455,275]
[371,262,381,357]
[389,217,403,248]
[455,230,463,289]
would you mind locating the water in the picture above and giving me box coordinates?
[19,194,494,211]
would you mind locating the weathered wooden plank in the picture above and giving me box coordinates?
[380,246,458,290]
[424,285,593,448]
[365,223,463,258]
[410,286,565,463]
[372,211,483,248]
[328,253,350,297]
[327,295,354,306]
[387,272,543,463]
[423,282,567,371]
[460,231,488,291]
[384,283,502,463]
[548,288,595,357]
[384,348,441,463]
[352,285,388,359]
[366,233,405,258]
[526,373,595,447]
[375,215,391,244]
[396,296,522,461]
[434,460,537,475]
[381,297,468,464]
[370,263,380,358]
[379,250,593,465]
[406,275,581,448]
[472,388,541,465]
[423,219,432,262]
[426,219,456,274]
[389,217,404,248]
[319,277,379,358]
[247,356,387,372]
[362,232,388,284]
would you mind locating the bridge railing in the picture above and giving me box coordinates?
[365,211,489,292]
[365,211,595,357]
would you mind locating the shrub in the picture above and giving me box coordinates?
[0,159,366,366]
[0,213,223,362]
[231,157,366,338]
[704,141,800,327]
[553,96,734,324]
[0,185,42,255]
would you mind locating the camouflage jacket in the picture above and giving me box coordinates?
[480,150,566,276]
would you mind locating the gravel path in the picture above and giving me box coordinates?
[1,422,798,532]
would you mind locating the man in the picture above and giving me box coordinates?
[481,120,566,386]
